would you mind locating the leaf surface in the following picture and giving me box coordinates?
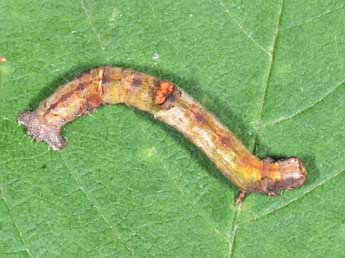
[1,0,345,257]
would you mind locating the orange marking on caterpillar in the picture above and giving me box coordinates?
[0,57,6,62]
[154,81,174,105]
[17,66,307,204]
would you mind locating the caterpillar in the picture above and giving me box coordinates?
[17,66,306,204]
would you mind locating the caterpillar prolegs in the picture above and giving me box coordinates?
[17,66,306,204]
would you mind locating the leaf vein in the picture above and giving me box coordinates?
[226,203,241,258]
[282,2,345,31]
[218,0,271,56]
[263,78,345,127]
[250,168,345,221]
[133,110,231,243]
[59,156,137,257]
[80,0,107,50]
[0,186,35,258]
[251,0,284,149]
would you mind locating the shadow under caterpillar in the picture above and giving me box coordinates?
[17,66,306,204]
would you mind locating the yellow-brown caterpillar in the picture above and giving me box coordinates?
[17,66,306,204]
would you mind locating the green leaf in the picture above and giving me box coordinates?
[1,0,345,257]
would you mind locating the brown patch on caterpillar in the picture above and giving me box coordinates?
[154,81,174,105]
[86,93,102,111]
[43,82,88,117]
[0,57,6,62]
[182,102,211,127]
[218,134,232,147]
[193,111,207,125]
[160,88,182,110]
[102,71,112,84]
[18,66,307,204]
[43,67,103,116]
[131,77,142,88]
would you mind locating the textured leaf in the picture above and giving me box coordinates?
[1,0,345,257]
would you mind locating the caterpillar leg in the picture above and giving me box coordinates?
[268,191,278,197]
[234,191,247,205]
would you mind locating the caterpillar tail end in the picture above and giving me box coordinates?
[17,111,66,151]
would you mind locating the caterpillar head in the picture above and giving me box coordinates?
[279,157,307,189]
[263,157,307,195]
